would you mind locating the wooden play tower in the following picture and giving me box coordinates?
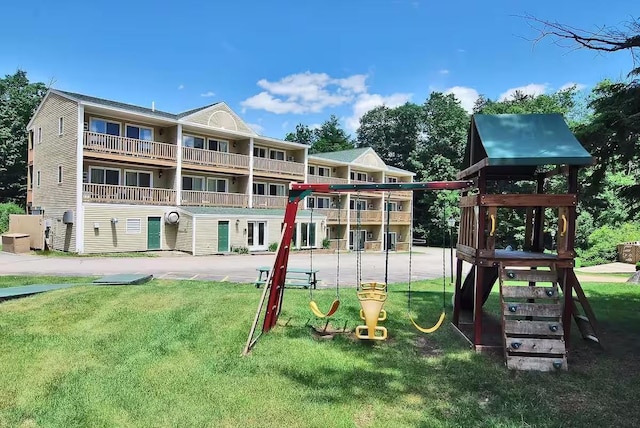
[451,113,600,371]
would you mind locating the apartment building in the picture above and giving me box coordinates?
[25,89,414,255]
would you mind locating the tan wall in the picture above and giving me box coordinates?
[182,104,256,135]
[83,161,174,189]
[194,217,243,255]
[83,204,177,253]
[83,112,176,145]
[174,211,193,252]
[30,93,79,252]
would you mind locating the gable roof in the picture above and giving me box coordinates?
[56,90,179,119]
[309,147,414,175]
[464,113,594,168]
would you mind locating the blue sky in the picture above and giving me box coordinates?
[1,0,634,138]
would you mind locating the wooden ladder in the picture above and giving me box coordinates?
[499,263,568,371]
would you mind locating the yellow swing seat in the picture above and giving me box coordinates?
[409,311,446,334]
[309,299,340,318]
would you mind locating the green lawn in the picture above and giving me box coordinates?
[0,276,639,427]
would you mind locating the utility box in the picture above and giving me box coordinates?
[2,233,31,254]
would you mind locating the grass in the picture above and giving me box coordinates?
[0,276,639,427]
[31,250,158,258]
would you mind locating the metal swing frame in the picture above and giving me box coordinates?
[242,180,473,355]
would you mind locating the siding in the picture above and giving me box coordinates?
[30,93,79,251]
[174,211,193,253]
[83,204,177,253]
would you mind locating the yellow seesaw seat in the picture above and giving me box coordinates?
[355,283,388,341]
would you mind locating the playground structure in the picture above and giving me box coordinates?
[452,113,599,371]
[243,180,473,354]
[243,113,600,372]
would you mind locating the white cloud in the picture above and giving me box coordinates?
[559,82,587,91]
[439,69,450,75]
[178,84,185,90]
[200,91,216,97]
[247,122,265,134]
[498,83,548,101]
[345,92,412,132]
[241,71,368,115]
[309,123,322,130]
[281,121,290,130]
[444,86,480,113]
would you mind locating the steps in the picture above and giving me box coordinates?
[499,264,568,371]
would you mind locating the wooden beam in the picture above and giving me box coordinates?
[540,165,570,179]
[459,195,479,207]
[479,194,577,207]
[456,158,488,180]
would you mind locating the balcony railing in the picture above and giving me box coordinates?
[83,183,176,205]
[307,175,349,184]
[253,195,288,208]
[312,208,348,222]
[182,147,249,170]
[253,157,305,177]
[389,211,411,223]
[350,210,383,222]
[181,190,248,207]
[83,131,176,162]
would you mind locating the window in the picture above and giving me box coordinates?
[58,117,64,135]
[386,176,398,183]
[29,130,34,149]
[183,176,205,191]
[89,167,120,185]
[318,167,331,177]
[182,135,205,149]
[125,170,152,188]
[253,182,266,195]
[269,149,285,161]
[269,184,286,196]
[301,222,316,247]
[316,197,330,208]
[207,178,227,192]
[126,218,142,234]
[36,170,41,187]
[90,118,120,136]
[350,171,367,182]
[385,201,398,211]
[37,127,42,143]
[208,138,229,152]
[308,165,316,175]
[28,166,33,189]
[57,166,63,184]
[350,199,367,210]
[253,147,266,158]
[126,124,153,141]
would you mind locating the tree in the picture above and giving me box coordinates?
[284,123,315,146]
[0,70,47,206]
[356,103,424,171]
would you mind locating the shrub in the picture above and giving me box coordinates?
[0,203,24,234]
[636,261,640,272]
[577,223,640,267]
[322,238,331,249]
[232,246,249,254]
[268,242,278,252]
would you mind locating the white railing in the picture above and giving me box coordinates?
[253,195,288,208]
[181,191,248,207]
[253,157,305,176]
[83,183,176,205]
[83,131,176,161]
[307,175,349,184]
[182,147,250,170]
[390,211,411,223]
[312,208,348,222]
[350,210,383,222]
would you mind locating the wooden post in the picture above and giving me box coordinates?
[453,258,464,325]
[563,166,580,345]
[532,176,545,252]
[473,171,487,348]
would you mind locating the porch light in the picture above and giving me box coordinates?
[447,216,456,228]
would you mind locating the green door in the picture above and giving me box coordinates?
[147,217,161,250]
[218,221,229,252]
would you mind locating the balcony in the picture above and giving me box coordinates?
[312,208,348,223]
[253,195,288,209]
[389,211,411,223]
[391,190,413,199]
[83,132,176,166]
[307,175,349,184]
[253,157,305,179]
[83,183,176,205]
[182,147,249,172]
[350,210,383,223]
[181,190,248,207]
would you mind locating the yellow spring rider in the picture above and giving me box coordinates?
[356,281,388,340]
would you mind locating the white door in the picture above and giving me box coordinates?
[247,221,267,251]
[385,232,397,251]
[350,230,366,251]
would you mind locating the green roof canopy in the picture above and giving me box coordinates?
[464,113,594,168]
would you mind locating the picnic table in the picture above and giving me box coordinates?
[255,266,319,289]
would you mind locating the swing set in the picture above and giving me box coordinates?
[243,180,473,355]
